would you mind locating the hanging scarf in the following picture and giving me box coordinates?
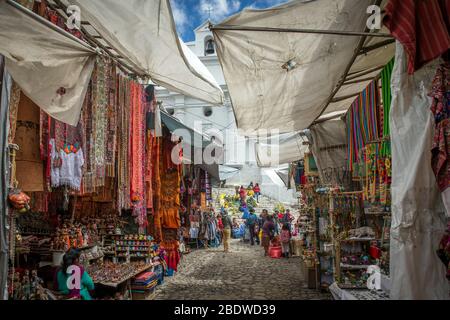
[145,96,156,209]
[80,82,94,194]
[91,57,109,188]
[381,59,394,157]
[117,75,131,211]
[130,81,147,230]
[105,64,117,177]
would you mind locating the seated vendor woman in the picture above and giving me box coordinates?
[55,249,95,300]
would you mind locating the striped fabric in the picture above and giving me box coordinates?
[383,0,450,75]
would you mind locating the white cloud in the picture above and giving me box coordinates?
[171,0,190,36]
[246,0,289,10]
[199,0,242,23]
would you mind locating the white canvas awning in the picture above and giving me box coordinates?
[0,0,97,126]
[255,132,308,167]
[213,0,394,132]
[66,0,224,105]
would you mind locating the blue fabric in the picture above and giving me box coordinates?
[241,207,250,219]
[246,214,257,226]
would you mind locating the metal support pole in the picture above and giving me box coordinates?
[210,25,393,38]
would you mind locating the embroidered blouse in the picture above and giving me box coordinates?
[50,139,85,190]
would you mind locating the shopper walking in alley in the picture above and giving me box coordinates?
[253,183,261,202]
[280,224,292,258]
[246,208,258,246]
[222,210,233,253]
[261,215,275,256]
[258,209,268,246]
[239,185,247,202]
[217,214,224,245]
[273,210,281,235]
[281,209,294,230]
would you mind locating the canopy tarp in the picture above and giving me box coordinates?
[160,110,224,168]
[255,132,308,167]
[213,0,394,132]
[309,119,348,186]
[67,0,224,105]
[0,0,96,126]
[274,164,290,187]
[219,165,240,181]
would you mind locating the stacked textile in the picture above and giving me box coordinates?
[131,271,158,293]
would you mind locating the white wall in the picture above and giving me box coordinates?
[155,21,296,205]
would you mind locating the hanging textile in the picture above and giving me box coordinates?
[383,0,450,75]
[381,59,395,157]
[130,81,146,230]
[117,74,131,210]
[145,95,157,210]
[80,57,118,194]
[105,64,117,177]
[7,82,20,145]
[151,137,163,241]
[429,61,450,215]
[346,81,381,170]
[91,57,109,188]
[160,137,181,230]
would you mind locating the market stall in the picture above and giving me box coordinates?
[0,0,224,300]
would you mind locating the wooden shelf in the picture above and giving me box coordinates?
[340,264,370,270]
[339,238,376,242]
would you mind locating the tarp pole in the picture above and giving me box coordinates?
[51,0,147,77]
[310,0,384,126]
[210,25,393,38]
[5,0,95,52]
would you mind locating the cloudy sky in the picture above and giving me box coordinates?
[171,0,289,42]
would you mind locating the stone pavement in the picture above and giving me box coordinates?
[155,239,331,300]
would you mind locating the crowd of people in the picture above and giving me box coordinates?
[216,183,297,259]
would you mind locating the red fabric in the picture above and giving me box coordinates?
[253,186,260,193]
[383,0,450,75]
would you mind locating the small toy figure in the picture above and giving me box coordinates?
[77,226,83,248]
[12,272,22,300]
[21,271,31,300]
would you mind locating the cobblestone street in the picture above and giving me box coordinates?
[155,239,330,300]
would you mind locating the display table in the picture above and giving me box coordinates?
[329,275,391,300]
[96,263,157,288]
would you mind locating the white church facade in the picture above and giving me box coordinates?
[155,21,297,205]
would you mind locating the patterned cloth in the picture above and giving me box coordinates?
[383,0,450,75]
[429,62,450,192]
[8,81,21,144]
[117,74,131,210]
[130,81,146,229]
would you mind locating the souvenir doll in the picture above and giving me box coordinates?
[76,226,83,248]
[22,271,31,300]
[35,285,48,300]
[83,228,90,247]
[13,272,22,300]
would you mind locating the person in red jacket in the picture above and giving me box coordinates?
[253,183,261,202]
[239,185,247,202]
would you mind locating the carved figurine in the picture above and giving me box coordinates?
[12,272,22,300]
[21,271,31,300]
